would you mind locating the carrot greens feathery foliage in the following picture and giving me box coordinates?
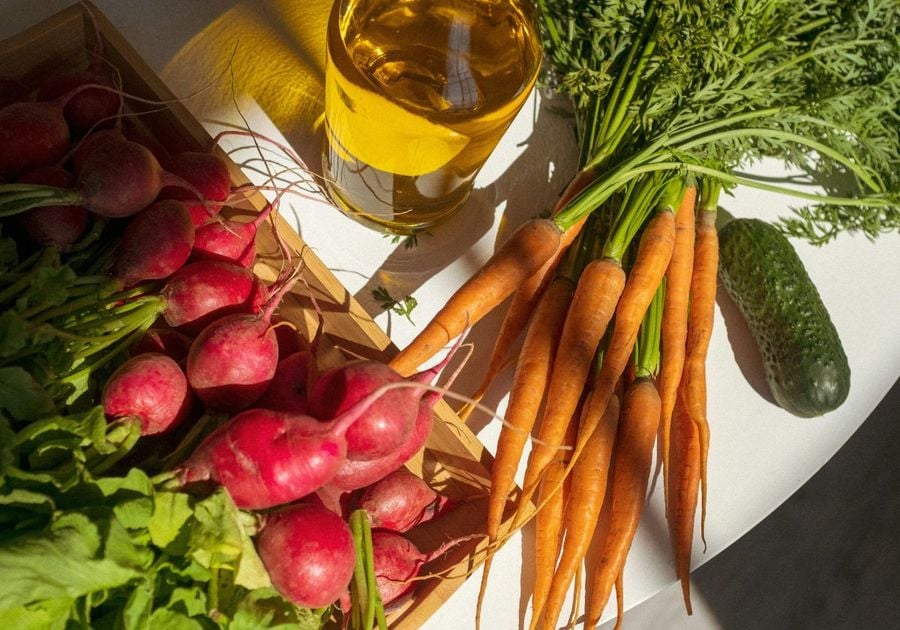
[538,0,899,243]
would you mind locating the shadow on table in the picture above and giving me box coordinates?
[691,378,900,630]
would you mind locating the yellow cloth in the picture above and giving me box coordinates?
[161,0,332,155]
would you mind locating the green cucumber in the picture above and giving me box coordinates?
[717,218,850,417]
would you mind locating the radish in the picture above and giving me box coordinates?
[186,313,278,412]
[370,531,476,609]
[323,341,466,492]
[102,352,191,435]
[357,469,448,532]
[160,260,267,332]
[0,78,28,108]
[177,374,430,508]
[159,151,232,226]
[325,392,436,492]
[0,101,71,179]
[254,350,314,414]
[190,200,277,267]
[308,344,457,461]
[37,69,121,135]
[129,327,193,363]
[1,137,204,220]
[68,128,124,175]
[16,166,88,251]
[178,408,347,509]
[185,276,297,412]
[113,199,195,287]
[76,138,189,218]
[256,503,355,609]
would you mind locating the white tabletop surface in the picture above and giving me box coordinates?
[2,2,899,628]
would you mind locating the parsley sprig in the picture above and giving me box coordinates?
[371,286,418,324]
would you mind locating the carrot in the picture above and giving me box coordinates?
[529,412,578,629]
[584,377,661,626]
[460,215,587,419]
[474,276,573,629]
[390,218,562,376]
[553,205,676,502]
[584,280,664,628]
[514,256,626,522]
[569,565,584,630]
[539,391,621,630]
[666,392,701,614]
[512,180,679,539]
[614,569,625,630]
[461,168,601,417]
[679,183,720,544]
[658,183,697,507]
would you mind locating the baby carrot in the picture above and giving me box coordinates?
[390,217,562,376]
[566,205,676,474]
[515,256,626,521]
[584,280,664,628]
[530,412,578,629]
[666,393,701,614]
[462,215,587,417]
[539,392,621,630]
[585,377,661,624]
[659,182,697,507]
[474,275,573,629]
[681,181,720,542]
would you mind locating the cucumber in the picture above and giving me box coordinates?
[717,218,850,417]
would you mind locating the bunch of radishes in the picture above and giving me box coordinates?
[256,469,466,616]
[2,51,472,623]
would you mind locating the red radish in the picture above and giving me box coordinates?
[129,327,194,363]
[0,78,28,108]
[68,128,124,175]
[272,315,307,359]
[159,151,232,226]
[177,374,429,508]
[16,166,88,250]
[256,503,355,609]
[178,408,347,509]
[102,353,191,435]
[191,217,257,267]
[308,345,457,462]
[0,101,71,179]
[1,137,206,221]
[76,138,190,218]
[185,276,298,412]
[325,392,436,492]
[310,483,350,517]
[186,312,279,412]
[190,197,278,267]
[255,350,314,414]
[113,199,195,287]
[37,69,121,135]
[160,260,267,332]
[371,531,476,609]
[357,469,448,532]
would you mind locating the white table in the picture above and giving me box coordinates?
[2,2,898,627]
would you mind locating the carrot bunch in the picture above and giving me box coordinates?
[387,0,895,624]
[390,166,721,628]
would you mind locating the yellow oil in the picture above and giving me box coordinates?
[323,0,541,233]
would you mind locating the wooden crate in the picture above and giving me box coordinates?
[0,3,494,627]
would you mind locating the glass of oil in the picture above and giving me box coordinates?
[322,0,542,234]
